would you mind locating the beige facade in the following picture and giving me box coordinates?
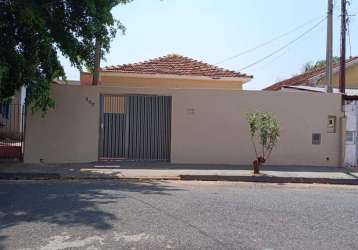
[81,71,247,90]
[317,63,358,88]
[24,84,344,166]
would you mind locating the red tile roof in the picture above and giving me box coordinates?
[102,54,252,79]
[264,56,358,90]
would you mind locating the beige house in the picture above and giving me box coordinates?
[80,54,252,89]
[264,56,358,90]
[24,55,345,167]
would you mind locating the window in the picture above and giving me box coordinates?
[346,131,355,144]
[312,133,321,145]
[103,96,126,114]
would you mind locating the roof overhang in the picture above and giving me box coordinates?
[100,71,252,83]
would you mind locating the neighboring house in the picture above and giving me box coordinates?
[264,56,358,90]
[264,56,358,166]
[80,54,253,89]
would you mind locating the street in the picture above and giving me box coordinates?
[0,180,358,250]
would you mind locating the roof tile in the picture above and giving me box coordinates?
[102,54,252,79]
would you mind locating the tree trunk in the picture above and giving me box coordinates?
[253,157,265,174]
[253,159,260,174]
[92,38,101,86]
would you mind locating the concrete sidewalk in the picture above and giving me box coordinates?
[1,161,358,185]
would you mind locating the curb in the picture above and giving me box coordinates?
[179,175,358,185]
[1,173,357,185]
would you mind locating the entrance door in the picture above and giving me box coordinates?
[99,95,127,160]
[99,95,171,161]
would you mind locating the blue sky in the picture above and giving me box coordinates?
[60,0,358,89]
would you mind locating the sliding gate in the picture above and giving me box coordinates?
[99,95,171,161]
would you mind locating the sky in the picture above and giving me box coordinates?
[59,0,358,90]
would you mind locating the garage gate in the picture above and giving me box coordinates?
[99,94,172,161]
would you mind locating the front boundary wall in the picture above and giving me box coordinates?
[24,85,344,166]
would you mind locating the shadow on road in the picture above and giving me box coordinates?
[0,236,6,250]
[0,180,183,249]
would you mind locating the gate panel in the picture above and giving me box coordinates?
[99,95,127,159]
[99,94,171,161]
[127,95,171,161]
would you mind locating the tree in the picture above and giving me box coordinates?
[0,0,132,113]
[247,112,280,174]
[302,57,340,73]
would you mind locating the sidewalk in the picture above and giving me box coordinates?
[1,161,358,185]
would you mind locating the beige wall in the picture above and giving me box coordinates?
[24,85,344,166]
[24,86,99,163]
[171,91,343,166]
[98,73,246,90]
[81,71,247,89]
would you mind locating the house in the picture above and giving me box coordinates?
[24,54,344,167]
[264,56,358,90]
[264,56,358,166]
[80,54,252,89]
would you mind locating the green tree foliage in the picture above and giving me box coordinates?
[247,112,280,174]
[0,0,131,113]
[302,57,340,73]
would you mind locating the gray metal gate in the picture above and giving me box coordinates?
[0,103,25,160]
[99,95,171,161]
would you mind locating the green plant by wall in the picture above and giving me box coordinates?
[247,112,280,174]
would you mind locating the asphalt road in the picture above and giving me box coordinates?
[0,181,358,250]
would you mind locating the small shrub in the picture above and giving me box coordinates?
[247,112,280,174]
